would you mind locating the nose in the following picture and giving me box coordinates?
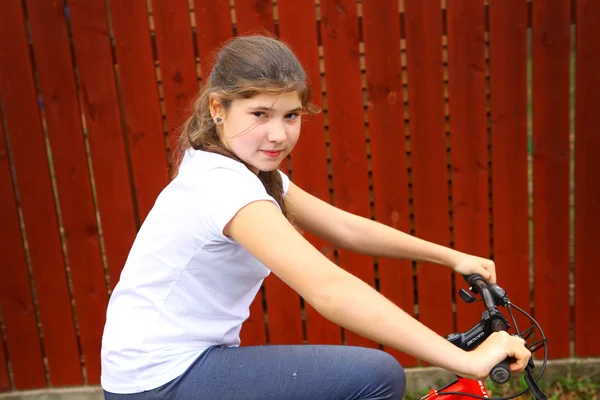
[266,120,287,143]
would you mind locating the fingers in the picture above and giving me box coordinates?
[485,259,496,283]
[488,260,497,283]
[481,268,493,282]
[476,263,493,283]
[480,258,496,283]
[508,336,531,373]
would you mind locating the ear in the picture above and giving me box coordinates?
[209,95,223,121]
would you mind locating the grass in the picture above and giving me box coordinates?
[485,370,600,400]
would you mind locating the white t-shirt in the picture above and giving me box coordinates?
[101,149,290,394]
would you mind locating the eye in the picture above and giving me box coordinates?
[285,113,300,120]
[252,111,267,118]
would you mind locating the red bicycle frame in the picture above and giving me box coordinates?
[421,377,490,399]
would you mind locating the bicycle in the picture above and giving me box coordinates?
[420,274,548,400]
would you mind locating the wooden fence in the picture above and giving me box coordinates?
[0,0,599,392]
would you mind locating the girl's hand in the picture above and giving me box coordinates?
[452,254,497,284]
[463,331,531,380]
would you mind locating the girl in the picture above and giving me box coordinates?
[101,35,530,400]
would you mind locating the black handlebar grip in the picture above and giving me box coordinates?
[463,273,484,287]
[490,358,511,384]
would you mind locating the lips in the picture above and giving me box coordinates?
[261,150,283,158]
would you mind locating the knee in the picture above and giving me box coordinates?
[375,351,406,397]
[355,349,406,399]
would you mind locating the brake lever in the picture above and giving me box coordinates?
[488,283,508,302]
[524,358,547,400]
[521,325,536,341]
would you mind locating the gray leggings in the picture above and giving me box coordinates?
[104,345,406,400]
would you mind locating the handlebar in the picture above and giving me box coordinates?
[440,273,548,399]
[459,274,513,384]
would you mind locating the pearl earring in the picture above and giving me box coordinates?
[216,117,222,123]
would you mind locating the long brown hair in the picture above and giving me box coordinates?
[174,35,320,217]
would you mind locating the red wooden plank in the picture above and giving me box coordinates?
[68,0,139,289]
[26,1,110,384]
[488,0,531,319]
[257,1,331,347]
[0,104,46,390]
[0,0,82,386]
[226,1,283,345]
[241,284,266,344]
[320,0,376,349]
[234,0,274,35]
[446,0,491,333]
[193,0,233,82]
[531,0,571,359]
[362,0,416,366]
[151,0,199,141]
[278,1,339,345]
[575,0,600,357]
[261,276,301,345]
[239,298,267,346]
[403,0,453,337]
[109,1,170,222]
[0,321,9,391]
[278,0,340,346]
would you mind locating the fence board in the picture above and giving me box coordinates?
[236,2,280,348]
[403,0,453,337]
[239,298,267,346]
[320,0,376,348]
[233,1,301,347]
[446,0,490,333]
[68,0,138,289]
[0,324,9,391]
[278,0,340,345]
[362,0,416,365]
[151,0,199,141]
[0,105,46,390]
[110,1,170,222]
[488,0,531,319]
[260,1,330,346]
[216,1,279,347]
[575,0,600,357]
[234,0,274,35]
[531,0,571,359]
[0,0,82,386]
[193,0,233,82]
[230,1,279,347]
[26,0,109,383]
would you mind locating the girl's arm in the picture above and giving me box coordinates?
[285,182,496,282]
[224,200,529,379]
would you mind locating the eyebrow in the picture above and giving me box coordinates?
[248,106,303,113]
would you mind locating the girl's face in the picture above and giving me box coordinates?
[212,91,302,174]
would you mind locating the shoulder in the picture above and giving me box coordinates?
[179,148,290,196]
[176,149,261,192]
[180,149,254,177]
[174,149,289,239]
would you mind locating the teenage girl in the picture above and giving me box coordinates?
[101,35,531,400]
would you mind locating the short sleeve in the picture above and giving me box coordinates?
[278,170,290,196]
[199,167,280,241]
